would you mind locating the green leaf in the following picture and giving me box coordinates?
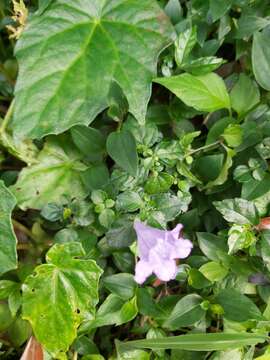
[215,289,263,322]
[107,130,138,177]
[199,261,228,282]
[118,332,267,351]
[11,136,88,210]
[12,0,175,139]
[175,27,197,66]
[71,125,105,162]
[22,242,102,357]
[230,74,260,117]
[81,164,110,192]
[204,146,235,189]
[154,73,230,113]
[209,0,233,22]
[206,117,232,145]
[193,154,224,182]
[103,273,137,300]
[181,57,226,75]
[197,233,228,262]
[164,294,205,330]
[98,208,115,229]
[214,198,259,225]
[242,175,270,201]
[106,217,136,249]
[188,269,212,289]
[116,191,143,213]
[0,181,17,276]
[145,173,174,194]
[252,30,270,91]
[88,294,137,329]
[228,224,256,254]
[165,0,182,25]
[222,124,243,147]
[151,193,188,221]
[236,15,270,39]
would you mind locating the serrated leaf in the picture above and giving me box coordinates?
[22,242,102,357]
[154,73,230,113]
[11,136,88,210]
[0,181,17,276]
[12,0,175,139]
[107,130,138,177]
[214,198,259,225]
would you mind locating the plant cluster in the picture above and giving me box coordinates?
[1,0,270,359]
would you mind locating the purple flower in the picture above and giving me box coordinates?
[134,220,193,284]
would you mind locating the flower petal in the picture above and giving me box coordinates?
[172,238,193,259]
[134,220,161,259]
[170,223,183,239]
[153,258,178,282]
[134,259,153,284]
[149,250,177,282]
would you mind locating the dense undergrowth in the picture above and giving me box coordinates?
[1,0,270,359]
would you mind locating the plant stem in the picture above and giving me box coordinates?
[12,219,37,245]
[0,99,14,134]
[187,140,220,156]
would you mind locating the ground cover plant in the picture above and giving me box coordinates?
[1,0,270,358]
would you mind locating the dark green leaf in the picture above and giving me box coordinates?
[252,30,270,91]
[164,294,205,330]
[12,0,175,138]
[107,130,138,177]
[0,181,17,276]
[215,289,263,321]
[103,273,137,300]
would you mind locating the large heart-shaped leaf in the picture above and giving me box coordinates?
[0,181,17,276]
[11,136,88,210]
[12,0,175,139]
[22,242,102,357]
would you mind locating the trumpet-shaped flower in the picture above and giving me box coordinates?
[134,220,193,284]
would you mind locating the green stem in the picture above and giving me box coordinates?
[186,140,220,157]
[0,99,14,134]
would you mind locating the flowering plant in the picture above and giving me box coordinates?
[0,0,270,359]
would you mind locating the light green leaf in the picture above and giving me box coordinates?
[228,224,256,254]
[197,232,228,262]
[175,27,197,66]
[199,261,228,282]
[22,242,102,357]
[230,74,260,117]
[107,130,138,177]
[145,172,174,194]
[214,198,259,225]
[12,0,175,139]
[11,136,88,210]
[154,73,230,113]
[222,124,243,147]
[118,332,267,351]
[164,294,205,330]
[252,30,270,91]
[0,181,17,276]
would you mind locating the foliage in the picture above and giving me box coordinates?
[0,0,270,359]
